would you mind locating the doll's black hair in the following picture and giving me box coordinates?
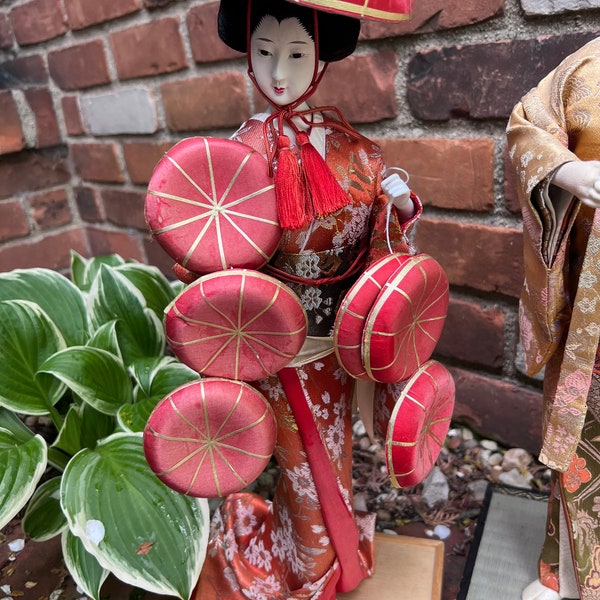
[218,0,360,62]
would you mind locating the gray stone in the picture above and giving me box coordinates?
[521,0,600,15]
[81,88,157,135]
[421,466,450,508]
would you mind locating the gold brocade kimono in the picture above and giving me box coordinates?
[507,37,600,472]
[507,37,600,598]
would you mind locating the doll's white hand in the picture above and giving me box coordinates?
[551,160,600,208]
[382,172,414,221]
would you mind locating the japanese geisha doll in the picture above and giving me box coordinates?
[143,0,454,598]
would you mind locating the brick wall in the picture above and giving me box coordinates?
[2,0,600,454]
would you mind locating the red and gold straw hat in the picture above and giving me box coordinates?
[144,378,277,498]
[145,137,281,275]
[287,0,412,22]
[333,253,411,380]
[165,269,308,382]
[362,254,449,383]
[382,360,455,488]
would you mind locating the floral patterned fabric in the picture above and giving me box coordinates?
[194,113,421,599]
[506,37,600,597]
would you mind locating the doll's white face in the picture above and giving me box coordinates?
[250,15,321,107]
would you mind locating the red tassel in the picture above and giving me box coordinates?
[297,131,349,218]
[274,134,311,230]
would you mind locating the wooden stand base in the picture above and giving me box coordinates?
[338,533,444,600]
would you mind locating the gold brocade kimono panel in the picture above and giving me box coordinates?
[507,37,600,470]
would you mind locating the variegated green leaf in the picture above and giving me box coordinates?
[62,528,109,600]
[0,267,88,346]
[61,433,209,599]
[87,320,122,359]
[0,300,66,416]
[87,266,165,364]
[130,357,198,402]
[115,263,176,320]
[39,347,132,415]
[0,429,47,529]
[22,476,67,541]
[71,252,126,293]
[0,407,34,444]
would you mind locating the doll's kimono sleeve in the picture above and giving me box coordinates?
[506,69,582,376]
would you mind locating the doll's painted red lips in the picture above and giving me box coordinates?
[274,87,284,95]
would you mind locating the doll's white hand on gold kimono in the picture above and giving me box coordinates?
[551,159,600,208]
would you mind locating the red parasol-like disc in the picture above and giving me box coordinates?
[333,253,411,380]
[383,360,455,488]
[144,378,277,498]
[362,254,449,383]
[165,269,307,382]
[145,137,281,275]
[287,0,412,21]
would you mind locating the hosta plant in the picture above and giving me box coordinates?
[0,252,210,600]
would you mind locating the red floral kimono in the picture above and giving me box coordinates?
[194,111,421,599]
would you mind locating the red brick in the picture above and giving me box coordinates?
[10,0,66,46]
[377,138,495,211]
[161,73,251,131]
[24,88,62,148]
[62,96,85,136]
[187,2,240,64]
[122,141,173,184]
[1,54,48,85]
[71,143,124,183]
[450,367,543,454]
[414,218,523,298]
[75,186,104,222]
[143,0,176,7]
[101,189,146,230]
[0,228,87,272]
[0,200,30,242]
[360,0,504,40]
[503,146,521,214]
[29,188,72,229]
[407,33,598,121]
[64,0,141,30]
[144,234,176,279]
[48,40,110,90]
[86,227,144,262]
[110,18,187,81]
[0,91,24,156]
[0,147,70,199]
[310,53,397,124]
[0,13,13,48]
[436,297,505,369]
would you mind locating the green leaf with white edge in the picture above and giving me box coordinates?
[39,347,133,416]
[61,433,209,599]
[118,396,161,433]
[48,446,71,472]
[115,263,176,320]
[79,403,116,449]
[0,407,34,444]
[73,253,126,293]
[87,320,122,359]
[130,357,198,402]
[120,358,198,432]
[87,266,165,364]
[0,429,47,530]
[0,300,67,416]
[0,267,88,346]
[52,405,84,456]
[62,528,109,600]
[22,476,67,541]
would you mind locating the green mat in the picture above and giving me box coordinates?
[458,484,549,600]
